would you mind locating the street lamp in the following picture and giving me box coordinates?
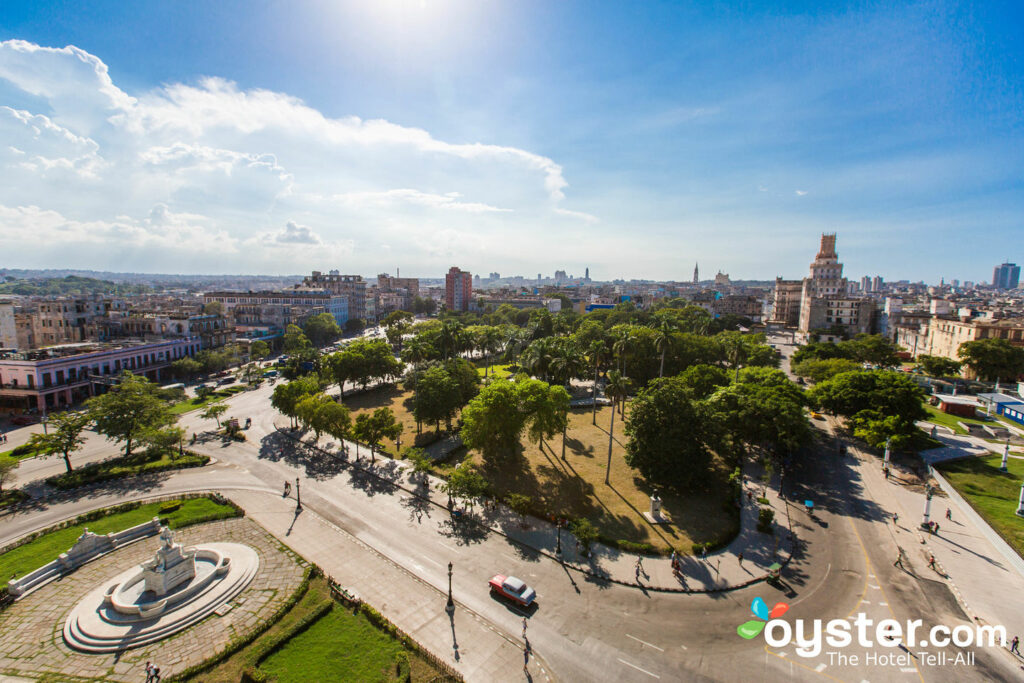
[1000,439,1010,472]
[556,519,562,555]
[295,477,302,510]
[446,561,455,613]
[1016,482,1024,518]
[921,483,934,528]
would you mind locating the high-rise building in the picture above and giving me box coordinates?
[795,234,871,336]
[301,270,367,320]
[585,267,589,281]
[992,262,1020,290]
[445,267,472,312]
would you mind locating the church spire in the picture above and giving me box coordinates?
[693,262,699,285]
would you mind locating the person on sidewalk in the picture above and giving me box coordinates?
[737,552,743,565]
[523,646,530,671]
[892,512,899,525]
[933,523,940,536]
[701,546,707,562]
[893,550,905,568]
[1010,635,1020,655]
[522,617,527,639]
[928,554,937,571]
[945,508,952,521]
[145,661,153,683]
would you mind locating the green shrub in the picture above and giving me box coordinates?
[756,496,769,505]
[569,518,599,549]
[757,508,775,534]
[10,444,34,457]
[159,501,183,514]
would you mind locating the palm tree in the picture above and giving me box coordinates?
[439,319,464,360]
[654,318,679,378]
[521,338,555,382]
[612,330,635,377]
[603,370,632,484]
[588,340,608,425]
[480,326,503,379]
[401,338,430,365]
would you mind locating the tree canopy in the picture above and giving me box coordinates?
[957,338,1024,381]
[86,373,177,457]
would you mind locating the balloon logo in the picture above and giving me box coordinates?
[737,597,790,639]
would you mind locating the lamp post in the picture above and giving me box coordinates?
[883,437,891,466]
[1016,482,1024,518]
[556,520,562,555]
[1001,439,1010,472]
[922,483,934,528]
[446,562,455,613]
[295,477,302,510]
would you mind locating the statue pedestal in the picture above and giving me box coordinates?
[141,528,196,597]
[642,495,670,525]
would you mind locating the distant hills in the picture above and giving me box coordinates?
[0,275,151,296]
[0,269,305,294]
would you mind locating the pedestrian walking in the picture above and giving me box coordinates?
[523,646,530,671]
[933,523,940,535]
[153,666,161,683]
[893,550,904,568]
[737,552,743,565]
[928,554,937,571]
[522,617,527,638]
[145,661,153,683]
[635,565,642,582]
[1011,635,1020,655]
[945,508,951,521]
[892,512,899,525]
[700,546,707,562]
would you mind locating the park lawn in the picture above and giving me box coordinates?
[0,496,238,580]
[169,386,246,416]
[477,362,513,380]
[937,454,1024,559]
[343,385,425,458]
[260,601,421,682]
[922,404,993,435]
[464,405,737,554]
[0,446,38,460]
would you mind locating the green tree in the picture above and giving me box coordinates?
[295,392,335,442]
[413,366,462,433]
[203,301,224,315]
[460,380,530,461]
[283,324,313,354]
[169,357,202,381]
[957,338,1024,381]
[249,340,271,362]
[603,369,633,483]
[848,409,917,450]
[270,375,321,429]
[443,461,489,508]
[345,318,367,335]
[201,403,228,427]
[28,411,91,472]
[352,407,403,463]
[844,334,901,368]
[808,370,927,421]
[652,314,679,378]
[518,378,570,454]
[588,339,608,424]
[316,399,352,446]
[86,373,176,458]
[569,518,599,550]
[792,357,863,383]
[406,448,432,485]
[142,425,186,458]
[914,354,962,378]
[303,312,342,348]
[623,376,715,489]
[676,364,729,398]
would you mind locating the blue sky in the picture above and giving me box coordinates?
[0,1,1021,282]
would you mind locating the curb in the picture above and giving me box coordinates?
[273,421,796,594]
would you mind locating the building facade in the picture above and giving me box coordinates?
[445,267,472,312]
[0,338,199,413]
[993,262,1021,290]
[301,271,367,321]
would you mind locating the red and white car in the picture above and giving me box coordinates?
[488,574,536,607]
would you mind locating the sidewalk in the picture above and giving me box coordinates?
[274,420,796,593]
[845,430,1024,661]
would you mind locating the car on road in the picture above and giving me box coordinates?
[488,574,536,607]
[810,411,823,420]
[216,377,235,386]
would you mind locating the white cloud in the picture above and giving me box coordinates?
[266,221,322,245]
[795,190,808,196]
[0,39,601,274]
[553,207,599,223]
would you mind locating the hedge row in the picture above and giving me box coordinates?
[45,451,209,490]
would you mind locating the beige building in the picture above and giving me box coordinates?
[770,279,803,327]
[0,301,16,350]
[301,271,367,321]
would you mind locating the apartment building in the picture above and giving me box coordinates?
[301,271,367,321]
[445,267,472,312]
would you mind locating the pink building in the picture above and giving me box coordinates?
[0,338,199,414]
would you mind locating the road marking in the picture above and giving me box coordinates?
[815,663,827,672]
[617,658,660,679]
[421,556,442,568]
[679,644,688,650]
[861,600,871,604]
[626,634,665,652]
[870,584,880,589]
[436,540,456,551]
[879,602,888,606]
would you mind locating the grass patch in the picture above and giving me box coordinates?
[168,387,245,416]
[937,454,1024,558]
[259,599,415,682]
[0,496,238,581]
[922,404,994,435]
[344,385,420,458]
[45,451,208,490]
[464,405,736,555]
[0,444,39,460]
[477,363,513,380]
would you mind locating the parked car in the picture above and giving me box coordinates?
[216,377,235,386]
[488,574,536,607]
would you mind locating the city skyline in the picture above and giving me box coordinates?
[0,1,1022,282]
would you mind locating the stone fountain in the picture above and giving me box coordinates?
[63,526,259,653]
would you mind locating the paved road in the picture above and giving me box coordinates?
[4,367,1021,681]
